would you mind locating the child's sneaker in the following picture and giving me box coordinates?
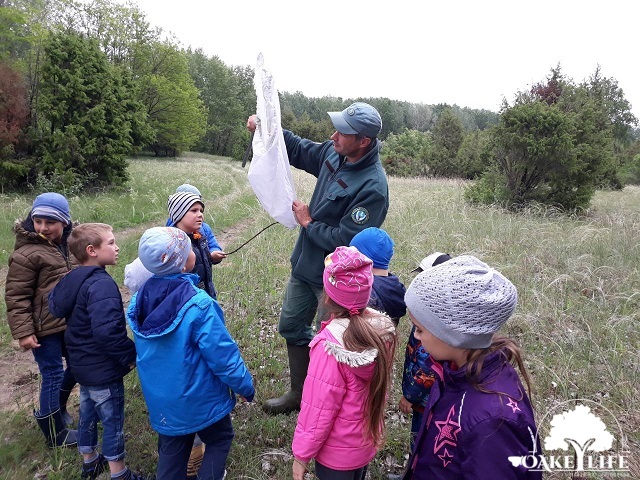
[119,468,151,480]
[81,453,108,479]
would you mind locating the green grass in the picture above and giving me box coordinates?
[1,156,639,479]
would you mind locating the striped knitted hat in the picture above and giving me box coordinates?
[405,255,517,349]
[167,192,204,225]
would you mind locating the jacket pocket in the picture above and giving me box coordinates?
[34,296,46,333]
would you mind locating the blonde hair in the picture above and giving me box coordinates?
[465,335,533,399]
[68,223,113,263]
[321,293,397,448]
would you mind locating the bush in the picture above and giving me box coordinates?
[380,129,432,177]
[463,166,510,205]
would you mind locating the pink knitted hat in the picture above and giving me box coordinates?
[323,246,373,315]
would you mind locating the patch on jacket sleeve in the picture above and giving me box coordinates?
[324,341,378,367]
[350,207,369,225]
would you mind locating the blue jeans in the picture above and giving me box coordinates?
[78,380,126,461]
[278,276,325,345]
[32,331,75,416]
[156,414,234,480]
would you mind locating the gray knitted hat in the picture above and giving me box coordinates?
[167,192,204,225]
[404,255,517,349]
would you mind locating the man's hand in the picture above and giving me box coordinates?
[246,114,258,133]
[19,334,40,351]
[292,200,312,228]
[292,458,308,480]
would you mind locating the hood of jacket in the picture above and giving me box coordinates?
[370,273,406,321]
[49,266,105,318]
[129,274,199,337]
[321,314,395,381]
[14,214,73,250]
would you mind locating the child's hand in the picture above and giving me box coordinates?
[129,362,136,370]
[18,334,40,351]
[399,395,413,414]
[292,458,308,480]
[239,391,254,403]
[211,251,227,263]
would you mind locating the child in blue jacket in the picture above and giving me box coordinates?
[127,227,254,480]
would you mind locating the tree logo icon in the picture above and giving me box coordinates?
[507,401,631,474]
[544,404,615,471]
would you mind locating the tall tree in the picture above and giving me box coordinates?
[0,61,31,189]
[186,49,243,157]
[136,42,206,156]
[429,108,464,176]
[38,31,146,188]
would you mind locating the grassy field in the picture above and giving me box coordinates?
[0,153,638,479]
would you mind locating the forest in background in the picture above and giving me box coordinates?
[1,0,639,210]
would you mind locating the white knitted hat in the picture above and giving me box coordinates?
[404,255,517,349]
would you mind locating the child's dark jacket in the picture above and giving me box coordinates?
[49,266,136,385]
[369,273,406,324]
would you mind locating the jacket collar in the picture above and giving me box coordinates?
[322,312,394,368]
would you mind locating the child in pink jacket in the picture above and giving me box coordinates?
[292,246,397,480]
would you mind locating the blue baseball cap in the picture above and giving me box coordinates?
[328,102,382,138]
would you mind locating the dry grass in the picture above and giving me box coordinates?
[0,157,638,479]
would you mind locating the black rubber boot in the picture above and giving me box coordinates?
[59,387,74,427]
[81,453,109,479]
[34,409,78,448]
[262,344,310,415]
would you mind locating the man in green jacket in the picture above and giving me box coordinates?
[247,102,390,414]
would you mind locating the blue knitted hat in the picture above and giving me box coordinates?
[138,227,192,276]
[31,192,71,225]
[349,227,394,270]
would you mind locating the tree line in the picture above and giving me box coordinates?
[1,1,638,210]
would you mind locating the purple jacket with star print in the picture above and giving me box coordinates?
[404,349,542,480]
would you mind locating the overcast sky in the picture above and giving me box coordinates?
[129,0,639,118]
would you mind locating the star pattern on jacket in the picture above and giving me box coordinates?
[433,405,462,455]
[438,447,454,467]
[507,398,521,413]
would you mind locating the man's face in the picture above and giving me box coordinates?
[331,131,366,157]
